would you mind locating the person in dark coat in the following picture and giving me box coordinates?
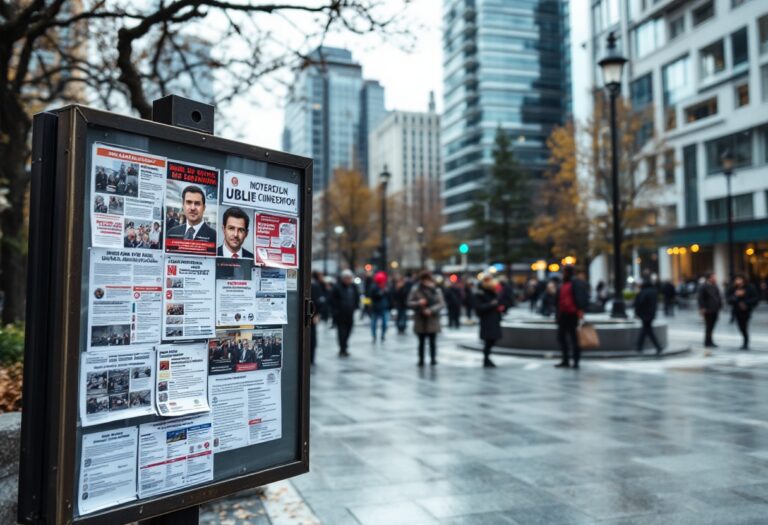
[475,276,503,367]
[728,274,759,350]
[555,266,589,369]
[368,271,391,342]
[444,281,463,329]
[310,271,327,365]
[407,271,445,366]
[330,270,360,357]
[661,281,676,317]
[392,275,411,334]
[698,272,723,348]
[463,281,476,322]
[634,278,663,354]
[540,280,557,317]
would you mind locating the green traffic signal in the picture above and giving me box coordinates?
[459,243,469,254]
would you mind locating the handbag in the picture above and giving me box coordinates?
[577,322,600,349]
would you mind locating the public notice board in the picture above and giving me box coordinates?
[20,105,312,525]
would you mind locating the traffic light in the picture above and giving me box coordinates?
[458,243,469,254]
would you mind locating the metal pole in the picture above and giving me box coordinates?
[381,182,388,271]
[337,233,342,274]
[726,172,734,283]
[609,87,627,318]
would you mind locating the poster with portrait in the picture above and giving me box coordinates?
[90,144,166,250]
[217,205,254,259]
[254,213,298,268]
[79,348,156,426]
[164,160,219,256]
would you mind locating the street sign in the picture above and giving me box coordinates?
[19,103,312,524]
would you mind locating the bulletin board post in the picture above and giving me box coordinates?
[18,98,313,525]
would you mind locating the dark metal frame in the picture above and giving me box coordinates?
[19,105,313,525]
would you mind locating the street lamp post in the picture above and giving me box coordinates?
[599,32,628,319]
[721,150,735,282]
[333,225,345,275]
[416,225,425,269]
[379,165,391,272]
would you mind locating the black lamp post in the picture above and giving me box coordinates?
[334,225,345,275]
[416,225,425,269]
[379,165,391,272]
[721,149,735,283]
[598,32,628,319]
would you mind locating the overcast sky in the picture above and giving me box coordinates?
[222,0,443,149]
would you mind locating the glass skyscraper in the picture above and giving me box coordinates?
[441,0,568,248]
[282,47,386,190]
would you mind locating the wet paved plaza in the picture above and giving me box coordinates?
[207,307,768,524]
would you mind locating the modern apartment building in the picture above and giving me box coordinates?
[440,0,568,258]
[585,0,768,285]
[282,47,387,191]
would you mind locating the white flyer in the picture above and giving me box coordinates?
[222,170,298,216]
[138,414,213,499]
[90,144,166,249]
[163,255,215,340]
[209,369,282,453]
[286,268,298,291]
[216,258,256,327]
[156,344,210,416]
[254,267,287,325]
[78,428,138,515]
[88,248,163,349]
[80,348,156,426]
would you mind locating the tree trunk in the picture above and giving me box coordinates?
[0,96,32,323]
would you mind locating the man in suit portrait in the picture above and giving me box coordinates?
[217,206,253,258]
[167,185,216,242]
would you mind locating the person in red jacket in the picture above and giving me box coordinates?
[555,266,589,369]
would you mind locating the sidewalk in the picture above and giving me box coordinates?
[208,310,768,524]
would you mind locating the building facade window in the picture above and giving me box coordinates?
[760,15,768,55]
[630,73,653,108]
[664,149,675,184]
[699,40,725,80]
[705,130,753,173]
[692,1,715,27]
[663,55,692,130]
[683,145,699,226]
[706,193,754,222]
[763,64,768,102]
[669,15,685,40]
[685,97,718,123]
[633,18,664,58]
[731,27,749,67]
[735,84,749,107]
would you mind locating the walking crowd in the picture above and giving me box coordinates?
[308,266,766,368]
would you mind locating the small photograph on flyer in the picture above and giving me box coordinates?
[208,329,257,375]
[217,205,254,259]
[164,160,219,256]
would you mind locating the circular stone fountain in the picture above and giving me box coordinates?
[461,316,690,359]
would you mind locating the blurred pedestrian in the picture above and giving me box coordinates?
[464,281,476,323]
[661,280,676,317]
[497,275,515,311]
[697,272,722,348]
[444,280,463,329]
[310,271,327,365]
[526,277,540,312]
[407,271,445,366]
[728,274,759,350]
[368,271,391,342]
[330,270,360,357]
[475,276,503,367]
[555,266,589,369]
[595,281,608,309]
[540,280,557,317]
[634,277,663,354]
[392,274,411,334]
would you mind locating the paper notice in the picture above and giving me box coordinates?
[138,414,213,498]
[156,344,209,416]
[90,144,166,249]
[163,255,216,340]
[209,369,282,453]
[254,267,287,325]
[222,170,298,216]
[216,258,256,327]
[78,427,138,515]
[254,213,299,268]
[208,327,283,375]
[80,348,156,426]
[88,248,163,349]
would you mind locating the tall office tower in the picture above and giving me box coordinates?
[282,47,387,191]
[585,0,768,285]
[441,0,568,257]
